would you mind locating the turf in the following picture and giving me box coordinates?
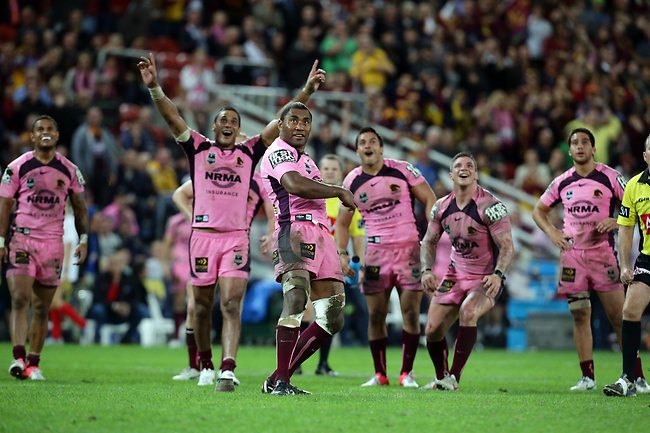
[0,343,646,433]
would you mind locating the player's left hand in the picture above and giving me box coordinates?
[74,243,88,265]
[303,60,326,94]
[481,274,502,298]
[596,218,618,233]
[260,235,273,256]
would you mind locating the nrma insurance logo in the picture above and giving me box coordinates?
[565,200,599,219]
[205,167,242,188]
[27,189,60,210]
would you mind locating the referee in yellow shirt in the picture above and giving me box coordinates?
[604,134,650,397]
[317,154,367,374]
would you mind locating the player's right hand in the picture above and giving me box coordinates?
[137,52,159,88]
[339,188,356,211]
[550,229,572,251]
[620,266,633,285]
[421,271,438,293]
[339,253,355,278]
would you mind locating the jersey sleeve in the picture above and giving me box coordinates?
[0,161,20,199]
[617,180,637,227]
[69,163,86,194]
[483,198,512,236]
[539,177,560,207]
[349,209,365,237]
[241,135,265,165]
[612,170,627,203]
[265,147,300,182]
[400,161,426,187]
[426,198,445,237]
[177,129,210,153]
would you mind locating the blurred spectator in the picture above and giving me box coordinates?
[88,249,149,344]
[70,106,119,206]
[513,148,551,198]
[179,48,218,131]
[350,32,395,94]
[284,25,319,90]
[101,187,140,237]
[179,1,208,53]
[63,51,97,102]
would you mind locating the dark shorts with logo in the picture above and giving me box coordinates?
[633,253,650,287]
[272,222,342,282]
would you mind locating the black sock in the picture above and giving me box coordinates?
[622,320,641,380]
[319,337,332,366]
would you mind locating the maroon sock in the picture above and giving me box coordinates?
[198,350,214,371]
[220,357,236,372]
[369,337,388,376]
[400,330,420,374]
[186,329,199,370]
[426,338,449,380]
[275,326,300,383]
[288,322,331,376]
[173,313,185,338]
[27,353,40,367]
[449,326,477,381]
[635,356,645,380]
[13,345,26,361]
[580,360,595,380]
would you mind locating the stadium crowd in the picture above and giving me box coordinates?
[1,0,650,351]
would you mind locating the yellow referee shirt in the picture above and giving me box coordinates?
[325,196,364,238]
[617,169,650,256]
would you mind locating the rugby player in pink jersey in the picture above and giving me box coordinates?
[260,102,356,395]
[138,53,325,390]
[169,171,274,382]
[420,152,514,391]
[336,127,436,388]
[0,115,89,381]
[533,128,649,393]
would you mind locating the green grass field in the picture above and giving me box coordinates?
[0,343,646,433]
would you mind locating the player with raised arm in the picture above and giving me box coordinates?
[336,127,436,388]
[533,128,648,392]
[260,102,356,395]
[603,133,650,397]
[138,53,325,390]
[1,115,88,380]
[420,152,514,391]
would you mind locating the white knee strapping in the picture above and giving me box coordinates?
[277,311,305,328]
[313,294,346,335]
[567,291,591,311]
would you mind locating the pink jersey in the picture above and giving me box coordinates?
[428,185,512,276]
[342,159,425,244]
[246,171,270,227]
[260,138,327,229]
[539,163,626,250]
[0,151,85,238]
[178,130,265,232]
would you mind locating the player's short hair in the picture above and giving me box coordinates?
[450,152,477,171]
[279,102,312,121]
[644,134,650,152]
[214,106,241,127]
[354,127,383,149]
[319,154,342,169]
[31,115,58,132]
[568,127,595,147]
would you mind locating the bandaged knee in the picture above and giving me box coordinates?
[312,293,346,335]
[277,311,305,328]
[282,273,310,296]
[567,291,591,310]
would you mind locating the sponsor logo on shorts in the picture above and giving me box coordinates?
[15,251,30,264]
[205,167,241,188]
[566,200,599,219]
[272,250,279,265]
[365,266,380,281]
[27,189,60,210]
[438,279,455,293]
[26,177,35,189]
[607,268,617,282]
[359,192,368,203]
[234,254,243,266]
[300,243,315,260]
[561,267,576,282]
[195,257,208,273]
[195,215,209,223]
[268,149,296,168]
[54,259,61,277]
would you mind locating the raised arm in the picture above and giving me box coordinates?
[260,60,327,146]
[172,180,193,221]
[69,192,89,264]
[137,52,189,139]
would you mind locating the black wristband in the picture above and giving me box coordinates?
[421,267,432,273]
[493,269,506,280]
[338,250,349,256]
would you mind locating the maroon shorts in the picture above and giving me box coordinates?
[7,232,63,287]
[273,222,343,282]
